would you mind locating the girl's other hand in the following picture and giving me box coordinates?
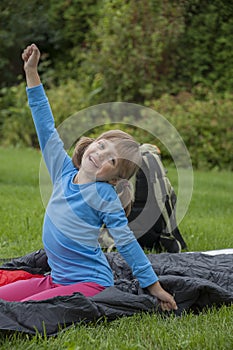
[147,281,178,312]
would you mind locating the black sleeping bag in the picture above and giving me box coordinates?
[0,249,232,336]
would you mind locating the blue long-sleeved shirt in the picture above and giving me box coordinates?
[27,84,158,288]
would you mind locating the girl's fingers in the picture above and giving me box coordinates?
[22,48,31,61]
[160,301,167,311]
[22,44,38,62]
[159,299,177,312]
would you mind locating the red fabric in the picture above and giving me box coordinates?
[0,269,44,287]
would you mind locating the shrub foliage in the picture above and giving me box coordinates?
[0,0,232,170]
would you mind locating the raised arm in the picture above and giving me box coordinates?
[22,43,70,184]
[22,44,41,87]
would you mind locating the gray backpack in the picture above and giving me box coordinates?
[99,143,187,253]
[127,143,187,253]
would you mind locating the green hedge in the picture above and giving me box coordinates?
[150,91,233,170]
[0,82,232,170]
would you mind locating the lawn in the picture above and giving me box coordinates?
[0,147,232,350]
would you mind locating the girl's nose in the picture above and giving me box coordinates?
[97,150,105,161]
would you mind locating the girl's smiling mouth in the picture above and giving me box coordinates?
[89,155,99,168]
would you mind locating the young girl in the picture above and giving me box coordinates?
[0,44,177,312]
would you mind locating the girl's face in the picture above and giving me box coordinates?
[80,139,120,183]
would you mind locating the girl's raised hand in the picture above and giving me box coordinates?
[22,44,41,88]
[22,44,40,72]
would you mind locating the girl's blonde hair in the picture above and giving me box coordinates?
[72,129,142,217]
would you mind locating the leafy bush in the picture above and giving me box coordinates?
[0,83,36,147]
[1,81,232,170]
[150,91,233,170]
[0,80,89,147]
[177,0,233,94]
[78,0,184,103]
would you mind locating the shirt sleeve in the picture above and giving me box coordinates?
[26,84,71,184]
[116,239,159,288]
[98,184,159,288]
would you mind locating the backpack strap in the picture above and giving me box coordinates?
[142,150,174,234]
[143,151,167,202]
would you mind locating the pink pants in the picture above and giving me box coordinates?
[0,275,105,302]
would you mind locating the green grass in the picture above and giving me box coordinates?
[0,147,232,349]
[167,167,233,251]
[0,147,44,257]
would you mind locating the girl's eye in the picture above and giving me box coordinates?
[111,158,116,166]
[99,142,105,149]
